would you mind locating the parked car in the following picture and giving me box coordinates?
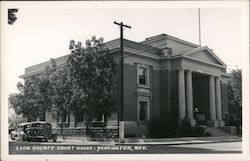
[10,122,31,141]
[26,121,57,142]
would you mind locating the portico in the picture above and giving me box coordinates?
[176,46,228,127]
[178,68,225,127]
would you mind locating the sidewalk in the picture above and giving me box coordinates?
[57,135,242,146]
[122,136,242,145]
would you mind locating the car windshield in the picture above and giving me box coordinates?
[31,123,51,128]
[23,124,31,130]
[31,123,44,128]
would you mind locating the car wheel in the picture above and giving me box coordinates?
[11,135,15,140]
[20,135,25,141]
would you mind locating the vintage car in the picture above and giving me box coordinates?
[25,121,57,142]
[10,122,31,141]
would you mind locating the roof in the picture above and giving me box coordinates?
[30,121,50,124]
[20,34,228,79]
[20,38,161,79]
[142,33,200,48]
[105,38,161,55]
[182,46,227,67]
[18,122,31,126]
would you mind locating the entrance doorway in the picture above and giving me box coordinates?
[192,73,210,125]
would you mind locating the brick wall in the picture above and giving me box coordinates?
[123,63,137,121]
[151,69,161,118]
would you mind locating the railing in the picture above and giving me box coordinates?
[86,121,118,138]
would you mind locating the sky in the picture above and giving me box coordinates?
[1,1,247,95]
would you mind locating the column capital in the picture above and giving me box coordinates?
[178,69,185,72]
[215,76,221,81]
[186,70,192,74]
[209,75,215,78]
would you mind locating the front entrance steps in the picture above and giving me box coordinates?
[203,126,237,136]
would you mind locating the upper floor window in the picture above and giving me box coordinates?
[137,65,149,86]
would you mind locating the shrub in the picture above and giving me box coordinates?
[204,132,212,137]
[147,117,178,138]
[179,121,206,137]
[195,126,205,137]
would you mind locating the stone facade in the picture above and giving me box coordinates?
[20,34,231,136]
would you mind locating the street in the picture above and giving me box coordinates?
[168,142,241,153]
[9,139,242,154]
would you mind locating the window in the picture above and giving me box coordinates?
[62,109,68,123]
[138,67,147,85]
[139,101,147,121]
[137,65,149,86]
[76,113,84,123]
[138,98,150,121]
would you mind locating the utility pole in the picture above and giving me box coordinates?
[114,21,131,143]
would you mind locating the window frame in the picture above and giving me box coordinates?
[137,64,150,88]
[137,97,150,122]
[61,109,69,123]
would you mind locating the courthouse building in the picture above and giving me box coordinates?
[21,34,231,136]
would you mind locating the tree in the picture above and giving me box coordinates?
[37,59,56,120]
[9,77,42,121]
[8,107,24,129]
[67,36,116,127]
[9,60,56,121]
[50,65,73,137]
[226,68,242,130]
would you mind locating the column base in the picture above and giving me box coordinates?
[189,119,196,127]
[119,121,125,143]
[219,120,225,127]
[207,120,219,127]
[178,119,184,126]
[180,118,196,127]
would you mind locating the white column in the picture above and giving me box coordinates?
[186,70,196,126]
[209,75,218,127]
[178,69,186,120]
[215,77,225,126]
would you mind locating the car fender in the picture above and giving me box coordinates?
[20,131,25,136]
[19,131,26,140]
[10,131,17,140]
[51,131,57,137]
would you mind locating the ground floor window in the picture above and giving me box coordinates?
[62,109,68,123]
[76,112,85,123]
[138,97,150,121]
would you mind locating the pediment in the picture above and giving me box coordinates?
[188,50,222,65]
[184,47,226,67]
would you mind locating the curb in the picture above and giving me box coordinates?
[117,139,242,146]
[57,138,242,146]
